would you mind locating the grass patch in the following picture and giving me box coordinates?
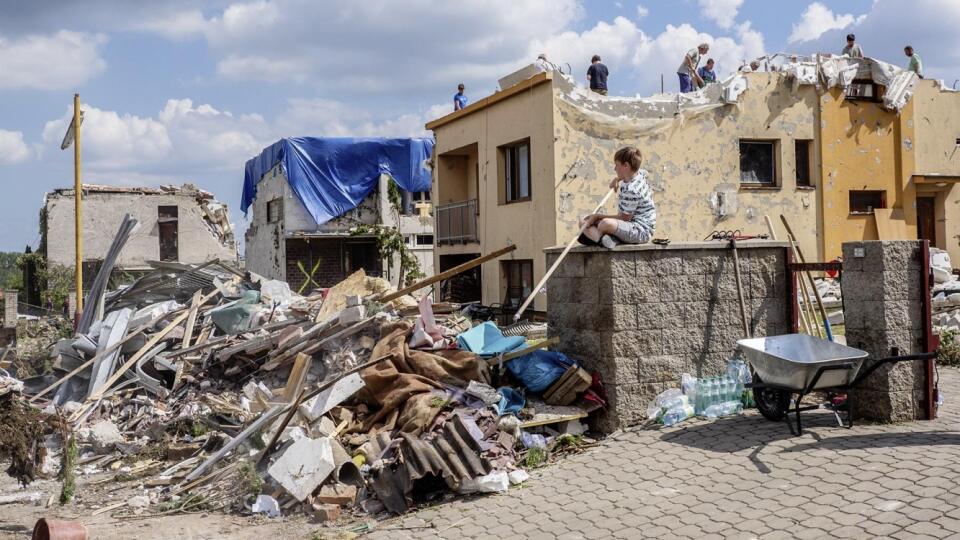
[237,461,263,497]
[521,447,548,469]
[938,329,960,367]
[58,433,77,504]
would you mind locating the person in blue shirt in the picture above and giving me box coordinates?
[697,58,717,87]
[586,54,609,95]
[454,84,468,111]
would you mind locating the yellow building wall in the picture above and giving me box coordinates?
[552,73,821,259]
[912,81,960,263]
[818,87,917,260]
[432,81,557,310]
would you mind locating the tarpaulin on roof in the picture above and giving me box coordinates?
[241,137,434,226]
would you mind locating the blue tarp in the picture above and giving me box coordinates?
[241,137,435,226]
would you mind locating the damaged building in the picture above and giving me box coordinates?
[44,184,237,279]
[427,55,960,311]
[242,137,435,293]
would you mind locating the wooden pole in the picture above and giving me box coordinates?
[73,93,83,316]
[377,244,516,303]
[730,239,752,338]
[765,215,815,336]
[513,187,617,321]
[780,215,833,341]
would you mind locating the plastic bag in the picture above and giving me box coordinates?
[506,350,576,393]
[646,388,682,421]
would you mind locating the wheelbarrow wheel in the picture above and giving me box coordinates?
[753,376,791,421]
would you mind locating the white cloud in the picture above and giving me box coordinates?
[636,4,649,18]
[529,16,647,82]
[0,30,106,90]
[276,98,448,138]
[697,0,744,30]
[0,130,31,164]
[133,10,208,40]
[42,105,172,170]
[789,2,857,44]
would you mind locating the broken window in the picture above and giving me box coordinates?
[849,190,886,214]
[158,206,179,261]
[739,140,778,186]
[846,80,881,102]
[501,140,531,203]
[267,198,283,223]
[795,140,813,187]
[502,260,533,308]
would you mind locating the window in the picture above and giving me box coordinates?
[415,234,434,246]
[399,190,432,215]
[846,79,881,102]
[501,140,531,203]
[795,140,813,187]
[503,260,533,308]
[739,140,778,186]
[267,198,283,223]
[158,206,179,261]
[849,190,886,214]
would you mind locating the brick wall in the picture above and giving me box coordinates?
[842,241,928,422]
[546,241,791,433]
[284,238,382,292]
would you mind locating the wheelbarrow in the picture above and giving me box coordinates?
[737,334,936,435]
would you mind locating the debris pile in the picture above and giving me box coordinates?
[931,248,960,332]
[0,226,603,526]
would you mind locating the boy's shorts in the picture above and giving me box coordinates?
[613,219,652,244]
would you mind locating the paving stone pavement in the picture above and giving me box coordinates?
[369,367,960,539]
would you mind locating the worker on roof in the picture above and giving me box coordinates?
[842,33,863,58]
[587,54,609,95]
[579,147,656,249]
[905,45,923,78]
[535,53,552,73]
[697,58,717,87]
[453,84,467,111]
[677,43,709,93]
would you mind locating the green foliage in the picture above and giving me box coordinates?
[350,224,424,287]
[237,461,263,497]
[0,252,22,290]
[16,252,74,309]
[938,329,960,367]
[59,434,77,504]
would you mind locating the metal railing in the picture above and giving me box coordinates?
[437,199,479,245]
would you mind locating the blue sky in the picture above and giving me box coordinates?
[0,0,948,252]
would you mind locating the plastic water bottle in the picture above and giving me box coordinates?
[662,405,694,426]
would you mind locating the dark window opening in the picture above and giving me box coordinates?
[501,140,531,203]
[795,140,813,187]
[267,198,283,223]
[399,190,432,215]
[740,140,777,185]
[415,234,434,246]
[849,190,886,214]
[158,206,178,262]
[846,80,881,101]
[503,260,533,309]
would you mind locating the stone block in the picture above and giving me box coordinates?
[569,278,599,304]
[637,302,674,330]
[683,251,724,275]
[703,325,746,354]
[557,329,613,359]
[652,252,683,276]
[705,271,741,301]
[586,355,639,385]
[556,254,586,277]
[683,300,739,328]
[880,241,922,272]
[749,296,788,333]
[840,270,872,302]
[600,276,660,304]
[659,274,709,302]
[661,325,703,354]
[585,251,636,279]
[852,388,923,423]
[547,277,574,304]
[612,330,663,356]
[591,381,672,433]
[612,304,637,331]
[637,355,688,384]
[880,300,923,332]
[687,351,734,377]
[750,269,786,300]
[589,304,616,329]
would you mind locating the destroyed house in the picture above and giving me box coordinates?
[44,184,237,281]
[426,55,960,311]
[242,137,435,293]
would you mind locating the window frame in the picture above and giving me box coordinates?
[502,259,534,308]
[158,205,179,262]
[266,198,283,223]
[846,79,882,102]
[739,139,780,187]
[500,139,532,204]
[849,190,887,215]
[794,139,813,188]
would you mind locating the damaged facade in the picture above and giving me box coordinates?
[45,184,237,273]
[243,138,435,293]
[428,56,960,309]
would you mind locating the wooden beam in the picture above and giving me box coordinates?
[179,290,202,350]
[378,244,517,303]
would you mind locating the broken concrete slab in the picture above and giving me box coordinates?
[267,436,335,501]
[79,420,123,453]
[299,372,366,422]
[316,483,357,506]
[338,305,366,325]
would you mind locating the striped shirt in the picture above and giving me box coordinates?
[618,169,656,235]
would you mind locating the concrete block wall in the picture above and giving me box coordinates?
[3,290,16,328]
[546,241,791,433]
[842,241,928,422]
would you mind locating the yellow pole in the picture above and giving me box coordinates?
[73,93,83,316]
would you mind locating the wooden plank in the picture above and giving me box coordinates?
[283,353,312,404]
[179,290,202,349]
[519,411,588,429]
[88,289,220,401]
[378,244,517,303]
[874,208,908,240]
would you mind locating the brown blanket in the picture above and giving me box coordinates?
[359,321,489,434]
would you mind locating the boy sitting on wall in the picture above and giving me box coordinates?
[580,146,657,249]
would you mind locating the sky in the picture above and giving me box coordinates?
[0,0,953,253]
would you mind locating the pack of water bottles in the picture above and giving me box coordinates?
[683,358,753,418]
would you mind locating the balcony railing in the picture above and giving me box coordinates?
[437,199,479,245]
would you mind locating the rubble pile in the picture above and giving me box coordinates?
[931,248,960,333]
[0,220,604,526]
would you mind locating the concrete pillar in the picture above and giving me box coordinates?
[3,290,16,328]
[841,241,926,422]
